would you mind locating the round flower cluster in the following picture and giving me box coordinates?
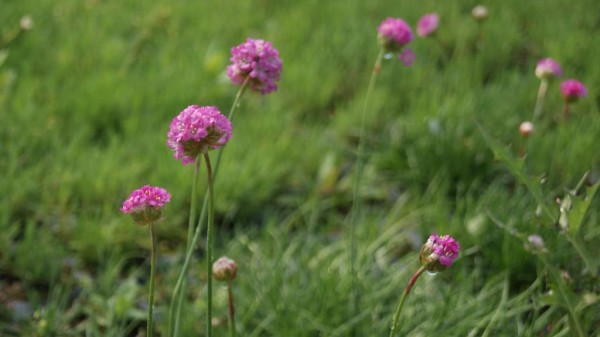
[472,5,488,22]
[167,105,233,164]
[227,38,283,94]
[535,58,562,80]
[213,256,238,282]
[121,185,171,225]
[417,13,439,38]
[419,233,460,272]
[560,79,587,102]
[377,18,414,53]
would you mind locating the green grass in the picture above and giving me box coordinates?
[1,0,599,336]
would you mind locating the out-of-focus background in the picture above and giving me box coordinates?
[1,0,599,336]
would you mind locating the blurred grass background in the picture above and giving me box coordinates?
[1,0,599,336]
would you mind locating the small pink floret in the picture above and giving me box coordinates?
[227,38,283,94]
[535,58,562,79]
[120,185,171,214]
[417,13,439,37]
[399,48,416,67]
[427,233,460,266]
[560,79,587,101]
[167,105,233,164]
[378,18,414,48]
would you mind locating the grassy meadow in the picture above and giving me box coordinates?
[1,0,599,336]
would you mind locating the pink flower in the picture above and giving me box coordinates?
[535,58,562,79]
[121,185,171,225]
[377,18,414,53]
[560,79,587,102]
[167,105,233,164]
[519,121,534,137]
[227,38,283,94]
[417,13,439,37]
[419,233,460,271]
[213,256,238,282]
[399,48,416,67]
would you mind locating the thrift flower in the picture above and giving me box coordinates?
[472,5,488,21]
[419,233,460,272]
[519,121,534,137]
[377,18,414,53]
[167,105,233,164]
[213,256,238,282]
[227,38,283,94]
[121,185,171,225]
[417,13,439,38]
[525,234,547,253]
[560,79,587,102]
[535,58,562,80]
[399,48,416,67]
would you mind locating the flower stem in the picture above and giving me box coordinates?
[389,266,425,337]
[349,49,383,326]
[532,78,548,120]
[562,100,570,121]
[169,157,201,337]
[228,281,236,337]
[147,223,158,337]
[204,152,215,337]
[170,78,249,337]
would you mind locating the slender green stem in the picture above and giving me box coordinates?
[171,78,249,337]
[228,281,236,337]
[169,157,201,337]
[147,223,158,337]
[204,152,215,337]
[562,100,570,121]
[532,78,548,120]
[389,266,425,337]
[349,49,383,324]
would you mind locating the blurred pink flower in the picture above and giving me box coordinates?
[417,13,439,37]
[519,121,534,137]
[167,105,233,164]
[377,18,414,53]
[399,48,416,67]
[213,256,238,281]
[419,233,460,271]
[535,58,562,79]
[121,185,171,225]
[227,38,282,94]
[560,79,587,102]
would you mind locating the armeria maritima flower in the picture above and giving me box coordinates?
[472,5,488,22]
[167,105,233,164]
[377,18,414,53]
[419,233,460,272]
[213,256,238,282]
[417,13,439,38]
[535,58,562,80]
[121,185,171,225]
[227,38,283,94]
[560,79,587,102]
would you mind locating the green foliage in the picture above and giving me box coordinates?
[1,0,600,335]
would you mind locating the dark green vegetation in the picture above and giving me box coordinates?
[1,0,599,336]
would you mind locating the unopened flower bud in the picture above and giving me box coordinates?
[519,121,534,138]
[419,233,460,272]
[525,234,547,253]
[20,16,34,31]
[472,5,488,22]
[212,256,238,282]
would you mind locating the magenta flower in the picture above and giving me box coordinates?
[227,38,283,94]
[419,233,460,271]
[399,48,416,67]
[167,105,233,164]
[417,13,439,37]
[121,185,171,225]
[377,18,414,53]
[560,79,587,102]
[535,58,562,80]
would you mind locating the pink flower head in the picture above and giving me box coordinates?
[519,121,534,138]
[213,256,238,282]
[377,18,414,53]
[560,79,587,102]
[419,233,460,272]
[535,58,562,80]
[121,185,171,225]
[227,38,283,94]
[167,105,233,164]
[417,13,439,38]
[399,48,416,67]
